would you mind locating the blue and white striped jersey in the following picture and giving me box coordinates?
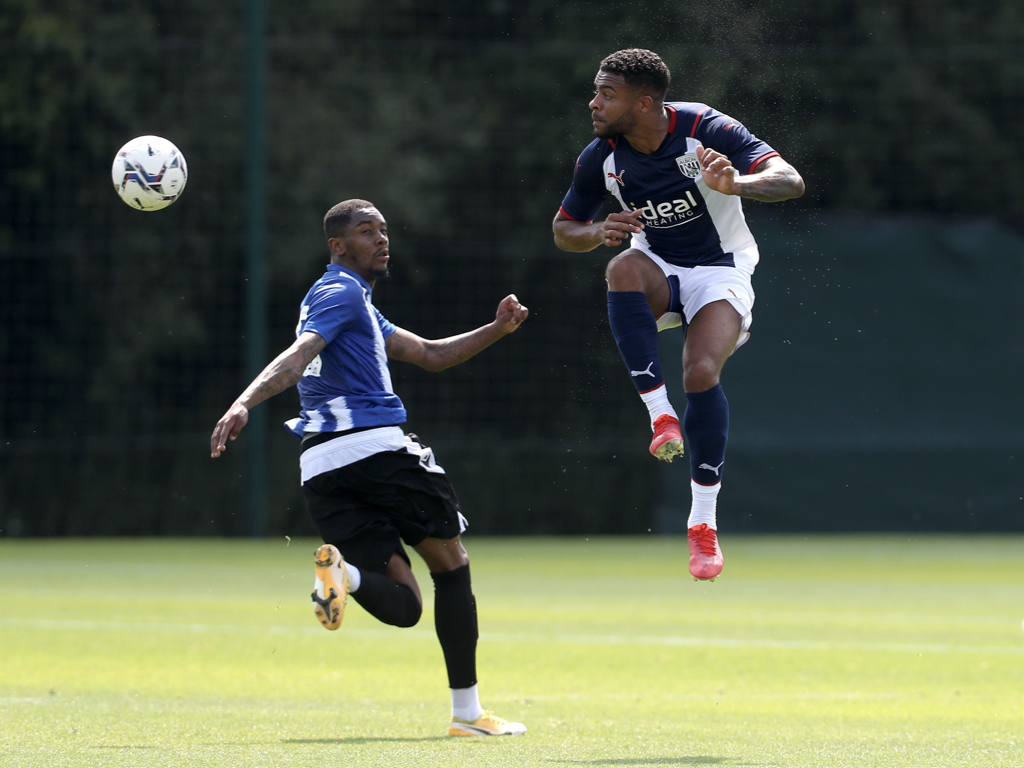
[559,102,779,271]
[284,264,406,437]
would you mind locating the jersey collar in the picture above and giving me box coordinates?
[327,263,373,292]
[616,105,679,155]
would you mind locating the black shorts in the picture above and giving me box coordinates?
[302,434,465,573]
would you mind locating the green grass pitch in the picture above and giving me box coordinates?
[1,535,1022,767]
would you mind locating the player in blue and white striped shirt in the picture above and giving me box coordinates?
[554,49,804,582]
[212,200,529,737]
[285,262,407,437]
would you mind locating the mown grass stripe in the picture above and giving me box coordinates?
[3,618,1022,656]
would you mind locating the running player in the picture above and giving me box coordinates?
[552,49,804,581]
[211,199,528,737]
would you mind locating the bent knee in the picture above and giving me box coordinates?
[395,599,423,628]
[683,361,722,393]
[604,249,646,285]
[391,583,424,628]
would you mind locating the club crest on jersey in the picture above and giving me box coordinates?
[607,169,626,186]
[676,153,701,179]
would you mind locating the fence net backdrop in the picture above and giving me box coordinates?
[2,0,1023,536]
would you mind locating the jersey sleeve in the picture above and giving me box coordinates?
[373,306,396,339]
[300,282,359,344]
[693,108,780,175]
[558,140,610,222]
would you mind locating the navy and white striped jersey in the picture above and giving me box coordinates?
[284,264,406,437]
[559,102,779,271]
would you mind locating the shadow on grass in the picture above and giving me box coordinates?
[552,759,727,766]
[283,737,450,745]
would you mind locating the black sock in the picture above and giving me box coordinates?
[350,571,422,628]
[431,564,478,689]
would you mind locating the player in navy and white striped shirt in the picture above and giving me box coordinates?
[553,49,804,581]
[212,200,529,737]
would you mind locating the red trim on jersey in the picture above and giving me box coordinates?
[666,105,677,133]
[689,108,707,138]
[558,205,592,223]
[608,138,616,149]
[748,150,781,173]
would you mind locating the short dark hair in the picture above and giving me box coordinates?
[599,49,671,102]
[323,199,376,240]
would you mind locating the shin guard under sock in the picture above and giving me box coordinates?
[607,291,664,394]
[684,383,730,488]
[431,564,479,690]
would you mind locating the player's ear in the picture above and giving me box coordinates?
[637,93,655,112]
[327,236,346,258]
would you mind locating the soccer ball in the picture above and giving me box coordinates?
[111,135,188,211]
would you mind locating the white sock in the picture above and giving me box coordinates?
[344,562,361,593]
[640,384,678,427]
[313,561,361,595]
[451,684,483,722]
[688,480,720,530]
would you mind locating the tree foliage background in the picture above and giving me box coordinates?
[2,0,1022,535]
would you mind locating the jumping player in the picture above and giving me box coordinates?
[553,49,804,581]
[211,199,528,737]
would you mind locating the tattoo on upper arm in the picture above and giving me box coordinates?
[386,331,416,360]
[301,335,327,365]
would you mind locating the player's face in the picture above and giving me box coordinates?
[330,208,390,284]
[590,71,641,139]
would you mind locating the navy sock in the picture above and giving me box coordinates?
[684,384,729,485]
[350,571,423,628]
[431,564,479,690]
[607,291,664,393]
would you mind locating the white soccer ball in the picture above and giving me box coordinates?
[111,135,188,211]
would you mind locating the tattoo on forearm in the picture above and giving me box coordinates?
[389,325,503,372]
[418,326,503,371]
[429,334,485,369]
[240,337,323,407]
[244,365,300,405]
[740,168,804,202]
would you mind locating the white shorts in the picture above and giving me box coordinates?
[629,243,755,340]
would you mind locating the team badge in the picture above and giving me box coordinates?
[676,153,701,179]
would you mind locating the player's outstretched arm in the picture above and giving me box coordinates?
[696,147,805,202]
[386,294,529,372]
[210,331,326,457]
[552,208,645,252]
